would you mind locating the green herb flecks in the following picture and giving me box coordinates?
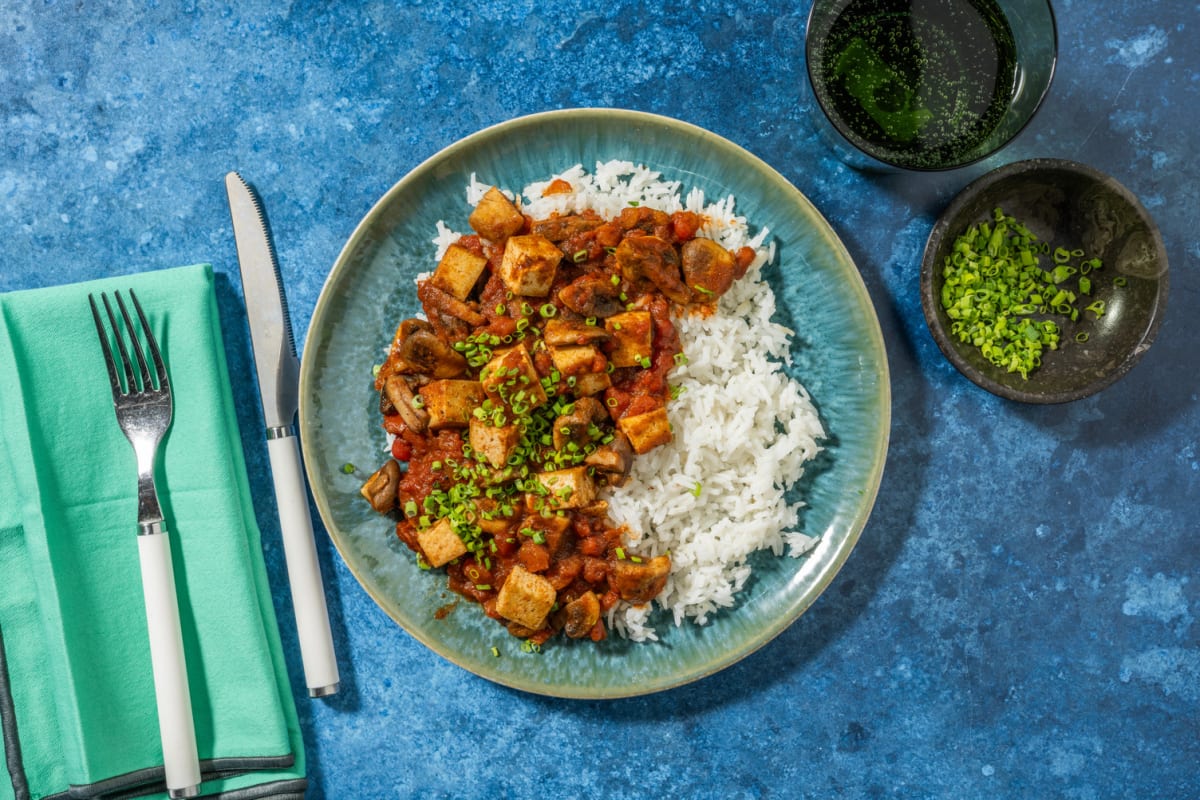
[940,207,1105,380]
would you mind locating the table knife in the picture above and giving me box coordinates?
[224,171,340,697]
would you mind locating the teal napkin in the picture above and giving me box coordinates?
[0,265,306,800]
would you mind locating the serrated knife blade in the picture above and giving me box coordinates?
[225,172,299,430]
[225,171,339,698]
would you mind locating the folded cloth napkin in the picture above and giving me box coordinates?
[0,265,306,800]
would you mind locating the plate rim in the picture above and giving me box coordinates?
[298,107,892,698]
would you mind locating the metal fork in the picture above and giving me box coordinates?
[89,290,201,800]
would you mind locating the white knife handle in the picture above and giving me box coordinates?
[137,533,202,799]
[267,433,340,696]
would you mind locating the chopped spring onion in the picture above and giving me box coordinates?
[940,207,1106,380]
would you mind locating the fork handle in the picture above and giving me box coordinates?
[138,533,202,798]
[267,434,340,696]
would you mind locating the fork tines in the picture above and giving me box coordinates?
[88,290,169,399]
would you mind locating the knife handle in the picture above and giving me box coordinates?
[137,532,202,798]
[267,433,340,696]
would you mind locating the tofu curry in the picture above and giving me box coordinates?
[360,184,754,645]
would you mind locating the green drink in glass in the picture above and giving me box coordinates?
[805,0,1057,171]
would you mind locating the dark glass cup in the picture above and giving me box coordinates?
[805,0,1057,171]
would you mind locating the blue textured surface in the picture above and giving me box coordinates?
[2,2,1196,798]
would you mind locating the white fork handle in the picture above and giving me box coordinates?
[137,533,202,799]
[267,435,340,696]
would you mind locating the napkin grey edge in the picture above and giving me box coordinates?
[40,755,303,799]
[0,627,32,800]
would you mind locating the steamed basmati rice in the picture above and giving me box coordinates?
[434,162,825,642]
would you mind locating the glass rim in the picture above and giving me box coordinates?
[803,0,1059,172]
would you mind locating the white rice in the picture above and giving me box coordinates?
[434,162,825,642]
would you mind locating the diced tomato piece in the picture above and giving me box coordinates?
[599,589,620,612]
[670,211,701,241]
[582,556,608,584]
[577,535,606,557]
[516,540,551,573]
[542,178,573,196]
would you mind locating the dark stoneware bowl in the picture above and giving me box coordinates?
[920,158,1168,403]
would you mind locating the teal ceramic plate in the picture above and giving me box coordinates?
[299,109,890,698]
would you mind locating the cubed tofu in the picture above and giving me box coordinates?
[605,310,653,368]
[572,370,612,397]
[469,186,526,243]
[498,234,563,297]
[534,466,597,510]
[480,344,547,411]
[469,417,522,469]
[548,344,601,377]
[617,406,673,454]
[419,379,484,429]
[417,518,468,568]
[495,565,557,630]
[431,243,488,301]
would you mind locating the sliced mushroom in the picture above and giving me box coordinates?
[681,237,737,300]
[360,460,401,513]
[384,374,430,432]
[584,431,634,483]
[557,272,625,318]
[419,282,487,327]
[616,206,671,238]
[395,318,434,343]
[610,554,671,604]
[531,213,603,243]
[563,591,601,639]
[542,317,612,347]
[552,396,608,452]
[615,234,690,304]
[395,329,467,378]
